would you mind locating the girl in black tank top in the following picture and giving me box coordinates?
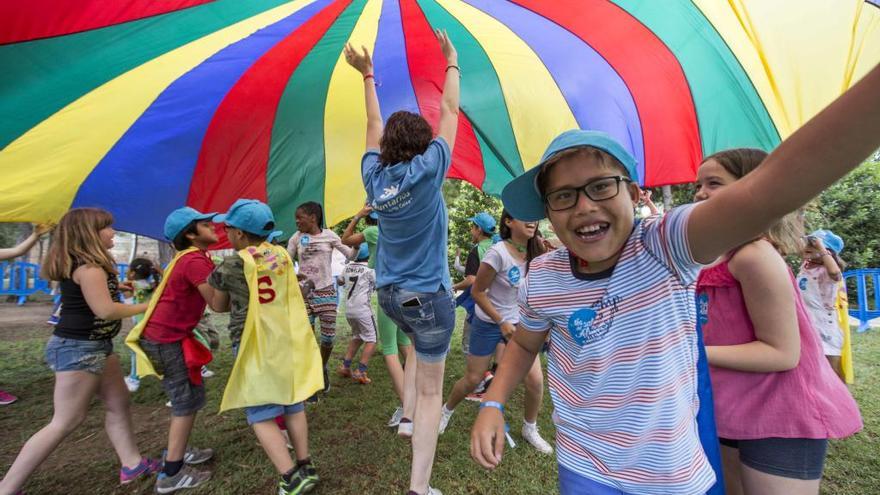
[0,208,157,493]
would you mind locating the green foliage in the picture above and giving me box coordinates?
[444,180,503,279]
[806,160,880,269]
[0,223,28,249]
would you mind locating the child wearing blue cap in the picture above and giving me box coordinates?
[208,199,323,495]
[798,229,847,379]
[471,63,880,495]
[337,243,378,384]
[134,206,220,493]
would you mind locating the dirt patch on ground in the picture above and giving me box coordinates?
[0,300,133,342]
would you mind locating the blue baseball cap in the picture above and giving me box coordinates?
[810,229,844,254]
[368,211,379,220]
[164,207,217,241]
[215,199,283,239]
[356,242,370,261]
[501,130,639,222]
[469,212,497,234]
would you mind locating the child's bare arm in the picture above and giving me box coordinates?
[211,288,230,313]
[75,266,147,320]
[471,327,547,469]
[706,241,801,372]
[688,64,880,263]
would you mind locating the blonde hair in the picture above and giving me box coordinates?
[42,208,117,280]
[702,148,804,254]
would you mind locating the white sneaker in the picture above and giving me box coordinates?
[200,366,215,379]
[165,400,172,408]
[397,420,413,438]
[438,406,454,434]
[427,487,443,495]
[124,376,140,393]
[522,423,553,454]
[387,406,404,428]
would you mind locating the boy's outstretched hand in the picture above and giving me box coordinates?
[471,407,506,470]
[435,29,457,65]
[344,43,373,76]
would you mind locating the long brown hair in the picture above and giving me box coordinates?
[379,111,434,166]
[42,208,118,280]
[703,148,804,254]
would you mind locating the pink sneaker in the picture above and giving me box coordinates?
[120,457,161,485]
[0,390,18,405]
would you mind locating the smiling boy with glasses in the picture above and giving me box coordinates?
[469,62,880,495]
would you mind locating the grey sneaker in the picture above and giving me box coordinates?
[387,406,404,428]
[163,447,214,466]
[182,447,214,465]
[155,466,211,493]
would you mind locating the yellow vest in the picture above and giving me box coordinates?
[836,281,854,384]
[125,247,199,379]
[219,243,323,412]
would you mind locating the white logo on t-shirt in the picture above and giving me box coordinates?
[380,185,399,200]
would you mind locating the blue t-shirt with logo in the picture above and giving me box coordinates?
[361,137,452,293]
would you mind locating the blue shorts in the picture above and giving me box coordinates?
[559,464,634,495]
[45,335,113,374]
[245,403,305,425]
[468,316,508,357]
[378,286,455,363]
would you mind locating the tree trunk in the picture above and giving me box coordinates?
[158,242,174,267]
[129,234,140,263]
[662,185,673,210]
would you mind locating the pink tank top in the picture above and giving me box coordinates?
[696,252,861,440]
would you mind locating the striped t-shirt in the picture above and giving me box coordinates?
[519,205,715,495]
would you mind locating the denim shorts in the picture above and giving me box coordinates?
[468,316,509,357]
[378,286,455,363]
[45,335,114,374]
[140,339,206,417]
[720,437,828,480]
[245,402,305,425]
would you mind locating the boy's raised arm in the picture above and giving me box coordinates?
[687,64,880,264]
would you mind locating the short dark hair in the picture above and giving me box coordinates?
[379,111,434,166]
[172,220,199,251]
[297,201,324,229]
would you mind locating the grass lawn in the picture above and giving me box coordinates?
[0,301,877,494]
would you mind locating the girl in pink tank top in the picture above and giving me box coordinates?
[694,149,861,495]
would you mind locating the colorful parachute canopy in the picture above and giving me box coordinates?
[1,0,879,240]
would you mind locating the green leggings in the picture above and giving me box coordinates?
[377,304,412,355]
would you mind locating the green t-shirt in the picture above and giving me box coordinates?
[207,255,249,345]
[363,225,379,269]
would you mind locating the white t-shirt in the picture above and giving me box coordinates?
[796,263,843,355]
[475,242,525,324]
[342,261,375,319]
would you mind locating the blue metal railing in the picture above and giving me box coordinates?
[0,261,130,305]
[843,268,880,332]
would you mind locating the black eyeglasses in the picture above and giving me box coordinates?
[543,176,632,211]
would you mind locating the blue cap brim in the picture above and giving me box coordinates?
[501,167,546,222]
[197,212,218,222]
[267,230,283,242]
